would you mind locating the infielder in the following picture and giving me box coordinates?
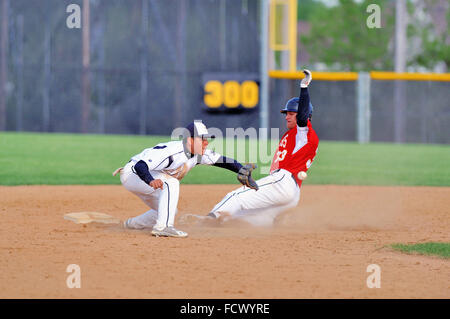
[113,120,258,238]
[191,69,319,227]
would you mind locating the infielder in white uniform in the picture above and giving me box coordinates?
[114,120,259,238]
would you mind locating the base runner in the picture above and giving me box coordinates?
[187,69,319,227]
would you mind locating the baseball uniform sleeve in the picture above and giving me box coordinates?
[199,149,243,173]
[133,160,155,184]
[212,156,243,173]
[296,87,310,127]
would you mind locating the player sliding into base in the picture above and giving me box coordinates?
[113,120,259,238]
[187,69,319,227]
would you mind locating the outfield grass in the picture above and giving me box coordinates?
[0,132,449,186]
[390,243,450,259]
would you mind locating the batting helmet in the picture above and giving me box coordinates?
[280,97,314,119]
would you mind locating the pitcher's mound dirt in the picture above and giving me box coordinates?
[0,185,448,298]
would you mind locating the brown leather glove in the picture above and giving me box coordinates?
[237,164,259,191]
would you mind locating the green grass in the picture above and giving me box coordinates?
[0,132,449,186]
[390,243,450,259]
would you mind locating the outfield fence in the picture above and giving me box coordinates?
[0,0,262,135]
[269,71,450,144]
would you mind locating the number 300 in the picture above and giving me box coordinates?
[204,80,259,109]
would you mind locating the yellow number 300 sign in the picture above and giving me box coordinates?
[204,80,259,109]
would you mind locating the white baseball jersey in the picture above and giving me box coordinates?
[130,140,221,180]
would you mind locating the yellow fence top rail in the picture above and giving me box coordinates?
[269,70,359,81]
[370,71,450,81]
[269,70,450,81]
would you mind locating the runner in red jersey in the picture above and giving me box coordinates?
[184,70,318,227]
[270,71,319,187]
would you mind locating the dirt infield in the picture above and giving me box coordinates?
[0,184,449,298]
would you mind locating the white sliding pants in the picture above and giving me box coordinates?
[209,169,300,226]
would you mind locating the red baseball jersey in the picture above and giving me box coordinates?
[270,120,319,187]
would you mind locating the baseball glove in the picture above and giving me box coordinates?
[300,69,312,88]
[237,163,259,191]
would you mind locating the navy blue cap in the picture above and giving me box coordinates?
[185,120,215,139]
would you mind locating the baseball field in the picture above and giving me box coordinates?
[1,132,449,298]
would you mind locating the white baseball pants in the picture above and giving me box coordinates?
[209,169,300,226]
[120,162,179,230]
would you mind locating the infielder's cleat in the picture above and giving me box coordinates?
[151,226,188,238]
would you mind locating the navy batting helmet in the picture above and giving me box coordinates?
[280,97,314,119]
